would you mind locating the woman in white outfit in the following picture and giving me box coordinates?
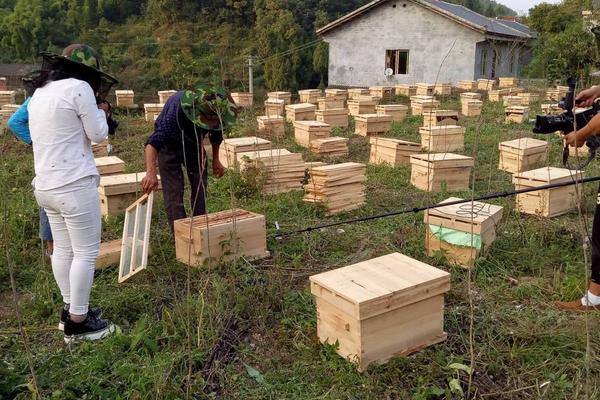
[28,44,117,342]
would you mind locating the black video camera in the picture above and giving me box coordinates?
[97,99,119,135]
[533,78,600,167]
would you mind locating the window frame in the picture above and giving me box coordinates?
[386,49,410,75]
[118,192,154,283]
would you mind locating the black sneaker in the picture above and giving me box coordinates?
[63,314,115,344]
[58,304,103,331]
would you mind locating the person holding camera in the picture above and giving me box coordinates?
[141,86,237,233]
[559,86,600,311]
[27,44,118,342]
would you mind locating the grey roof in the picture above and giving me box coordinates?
[0,64,36,76]
[317,0,535,40]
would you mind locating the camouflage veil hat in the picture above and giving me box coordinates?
[180,85,238,131]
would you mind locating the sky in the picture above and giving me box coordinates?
[498,0,562,15]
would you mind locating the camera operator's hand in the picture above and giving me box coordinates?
[565,131,588,148]
[565,114,600,147]
[576,86,600,108]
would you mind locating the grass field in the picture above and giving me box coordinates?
[1,92,600,399]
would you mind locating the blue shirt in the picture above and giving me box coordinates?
[7,98,32,145]
[145,91,223,153]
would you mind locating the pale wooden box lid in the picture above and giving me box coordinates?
[423,109,459,118]
[376,104,408,111]
[95,156,125,168]
[257,115,284,122]
[316,108,347,116]
[416,83,435,88]
[268,91,291,95]
[460,92,481,98]
[311,137,348,145]
[425,197,504,233]
[157,90,176,95]
[299,89,322,94]
[499,138,549,156]
[223,137,271,151]
[115,90,134,95]
[411,153,474,168]
[513,167,584,187]
[175,208,262,231]
[506,106,529,114]
[459,80,477,84]
[369,86,393,90]
[286,103,316,112]
[464,100,483,106]
[99,172,160,196]
[311,162,366,175]
[354,114,392,122]
[325,89,347,94]
[411,95,434,101]
[0,90,16,95]
[310,252,451,320]
[420,125,465,135]
[370,137,420,151]
[144,103,164,110]
[294,120,330,128]
[265,98,285,105]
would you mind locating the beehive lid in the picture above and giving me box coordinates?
[294,120,330,129]
[95,156,125,168]
[465,100,483,106]
[411,153,474,169]
[115,90,134,95]
[223,137,271,151]
[377,104,408,111]
[411,95,434,101]
[460,92,481,98]
[175,209,260,230]
[425,197,504,234]
[99,172,159,196]
[354,113,392,122]
[257,115,284,122]
[0,90,15,95]
[299,89,321,94]
[158,90,176,95]
[325,89,347,94]
[310,252,451,320]
[144,103,163,110]
[423,109,458,118]
[420,125,465,135]
[513,167,584,187]
[286,103,315,111]
[316,108,347,116]
[506,106,529,114]
[355,96,379,103]
[369,86,392,90]
[416,82,434,88]
[370,137,420,151]
[498,138,549,156]
[265,98,285,105]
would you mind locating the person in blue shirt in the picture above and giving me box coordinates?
[7,97,54,256]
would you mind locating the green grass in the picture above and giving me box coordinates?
[1,93,600,399]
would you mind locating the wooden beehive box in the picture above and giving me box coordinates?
[375,104,408,122]
[348,98,378,116]
[498,138,550,174]
[219,137,272,169]
[144,103,164,121]
[158,90,177,104]
[513,167,584,218]
[268,91,292,105]
[503,96,523,107]
[0,77,6,91]
[316,108,349,128]
[410,153,474,192]
[569,143,591,157]
[499,77,519,88]
[115,90,135,107]
[369,86,394,99]
[92,140,110,158]
[505,106,529,124]
[264,99,285,117]
[424,198,504,267]
[541,103,562,115]
[422,110,459,127]
[257,116,285,137]
[325,89,348,102]
[462,100,483,117]
[434,83,452,96]
[0,91,16,107]
[517,92,538,105]
[488,89,509,102]
[416,83,435,96]
[95,156,126,176]
[294,121,331,147]
[420,125,465,152]
[98,173,161,217]
[174,209,269,267]
[369,137,421,166]
[286,103,316,123]
[239,149,305,194]
[348,88,371,100]
[411,96,440,116]
[309,137,349,157]
[354,114,392,136]
[477,79,497,90]
[299,89,322,104]
[458,80,478,91]
[96,240,123,270]
[304,162,366,214]
[310,252,450,371]
[395,84,417,97]
[460,92,482,103]
[318,97,345,110]
[231,92,254,108]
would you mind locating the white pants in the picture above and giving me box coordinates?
[34,175,101,315]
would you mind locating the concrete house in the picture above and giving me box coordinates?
[317,0,536,87]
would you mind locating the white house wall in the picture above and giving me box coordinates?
[322,1,486,86]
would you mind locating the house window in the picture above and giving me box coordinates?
[386,50,409,75]
[481,49,488,76]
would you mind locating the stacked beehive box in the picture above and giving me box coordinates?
[395,84,417,97]
[257,116,285,137]
[514,167,584,217]
[488,89,510,102]
[310,252,450,371]
[115,90,135,107]
[268,91,292,105]
[499,77,519,88]
[325,89,348,102]
[423,110,459,127]
[517,92,538,105]
[92,140,111,158]
[460,92,482,103]
[503,96,523,107]
[354,114,392,136]
[420,126,465,152]
[369,86,394,99]
[98,173,161,217]
[310,137,349,157]
[369,137,421,166]
[434,83,452,96]
[219,137,272,169]
[299,89,322,104]
[546,86,569,101]
[264,99,285,117]
[505,106,529,124]
[425,198,503,267]
[498,138,549,174]
[318,97,345,110]
[0,91,16,108]
[411,96,440,116]
[239,149,305,194]
[462,100,483,117]
[231,92,254,108]
[174,209,269,267]
[410,153,474,192]
[416,83,435,96]
[94,156,126,176]
[286,103,316,123]
[348,97,378,116]
[348,88,371,100]
[158,90,177,104]
[0,78,6,91]
[541,103,563,115]
[477,79,497,90]
[376,104,408,122]
[304,162,366,214]
[144,103,164,121]
[294,121,331,147]
[458,80,478,91]
[316,108,349,128]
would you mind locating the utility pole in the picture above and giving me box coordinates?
[248,55,254,95]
